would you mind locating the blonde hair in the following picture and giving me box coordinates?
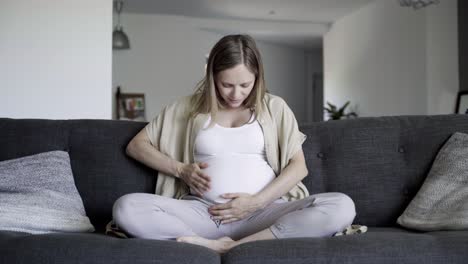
[189,34,267,127]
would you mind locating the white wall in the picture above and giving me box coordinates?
[112,14,309,123]
[1,0,113,119]
[426,0,459,114]
[324,0,458,118]
[256,41,307,123]
[112,14,220,122]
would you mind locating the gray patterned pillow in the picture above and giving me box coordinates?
[397,132,468,231]
[0,150,95,234]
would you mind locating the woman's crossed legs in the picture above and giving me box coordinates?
[112,192,356,253]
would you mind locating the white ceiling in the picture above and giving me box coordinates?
[121,0,376,50]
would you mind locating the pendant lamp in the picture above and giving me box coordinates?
[113,0,130,50]
[399,0,439,10]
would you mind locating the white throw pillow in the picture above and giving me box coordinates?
[397,132,468,231]
[0,150,95,234]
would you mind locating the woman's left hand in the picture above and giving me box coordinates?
[208,193,264,224]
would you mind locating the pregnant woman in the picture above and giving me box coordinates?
[112,34,356,253]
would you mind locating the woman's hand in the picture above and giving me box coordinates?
[208,193,264,224]
[177,162,211,197]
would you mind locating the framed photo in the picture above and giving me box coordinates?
[455,91,468,114]
[116,87,146,121]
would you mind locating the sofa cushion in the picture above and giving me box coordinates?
[67,120,156,232]
[397,132,468,231]
[0,118,157,233]
[0,119,69,162]
[222,227,468,264]
[0,231,220,264]
[0,150,94,234]
[299,115,468,226]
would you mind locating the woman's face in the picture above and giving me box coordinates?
[215,64,256,110]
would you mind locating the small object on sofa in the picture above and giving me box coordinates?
[333,224,368,236]
[0,150,95,234]
[397,132,468,231]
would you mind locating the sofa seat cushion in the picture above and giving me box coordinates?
[222,227,468,264]
[0,231,220,264]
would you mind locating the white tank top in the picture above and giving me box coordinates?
[193,112,276,204]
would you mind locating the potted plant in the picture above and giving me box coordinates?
[324,101,358,120]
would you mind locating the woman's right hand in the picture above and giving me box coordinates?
[177,162,211,197]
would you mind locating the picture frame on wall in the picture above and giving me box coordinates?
[116,86,146,121]
[455,91,468,114]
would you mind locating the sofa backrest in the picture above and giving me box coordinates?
[0,119,152,232]
[300,115,468,227]
[1,115,468,231]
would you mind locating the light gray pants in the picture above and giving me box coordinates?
[112,192,356,241]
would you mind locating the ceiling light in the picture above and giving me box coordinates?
[113,0,130,50]
[399,0,439,10]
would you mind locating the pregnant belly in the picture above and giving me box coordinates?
[193,154,276,204]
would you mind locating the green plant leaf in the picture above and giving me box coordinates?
[338,101,350,112]
[326,102,337,111]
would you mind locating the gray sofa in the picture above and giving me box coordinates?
[1,114,468,264]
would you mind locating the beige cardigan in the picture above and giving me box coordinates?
[145,92,309,202]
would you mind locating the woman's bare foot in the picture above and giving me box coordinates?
[176,235,236,254]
